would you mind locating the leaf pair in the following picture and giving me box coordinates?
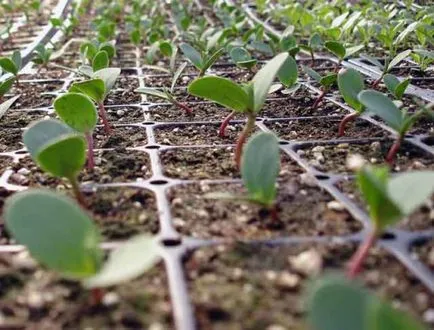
[302,65,337,89]
[325,41,364,61]
[0,50,22,77]
[4,189,161,288]
[230,47,257,70]
[362,49,412,75]
[383,74,410,100]
[179,43,224,76]
[32,44,52,66]
[79,41,116,73]
[0,76,15,98]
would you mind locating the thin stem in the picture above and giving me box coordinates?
[69,176,87,208]
[91,288,104,306]
[333,60,342,73]
[49,63,81,75]
[371,73,384,88]
[310,51,315,66]
[312,88,327,109]
[270,205,279,223]
[172,98,192,114]
[234,113,256,169]
[98,102,112,134]
[347,230,377,279]
[386,136,402,165]
[338,112,360,137]
[85,131,94,170]
[219,111,235,137]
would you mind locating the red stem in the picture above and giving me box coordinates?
[371,76,382,88]
[386,137,402,165]
[98,102,112,134]
[69,177,87,208]
[347,231,377,279]
[219,111,235,137]
[85,132,94,170]
[234,114,256,170]
[270,205,279,222]
[173,99,192,114]
[338,112,360,137]
[91,288,104,306]
[313,89,327,109]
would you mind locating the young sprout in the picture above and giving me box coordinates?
[179,43,224,77]
[23,119,87,206]
[31,44,52,73]
[358,91,434,164]
[383,74,410,100]
[136,62,192,114]
[206,132,280,221]
[189,53,289,168]
[337,68,365,137]
[54,93,98,169]
[79,41,116,75]
[299,33,322,65]
[308,275,425,330]
[362,49,412,88]
[146,40,175,65]
[347,164,434,279]
[411,49,434,72]
[69,67,121,134]
[324,41,364,71]
[4,189,162,304]
[230,47,257,70]
[0,51,22,85]
[302,65,337,109]
[0,75,15,103]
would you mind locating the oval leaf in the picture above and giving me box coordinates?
[92,68,121,97]
[179,43,203,69]
[325,41,346,59]
[69,78,105,103]
[92,50,109,72]
[0,76,15,97]
[0,57,18,75]
[278,56,298,88]
[387,49,411,71]
[338,68,364,112]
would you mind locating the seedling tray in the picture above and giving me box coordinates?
[0,0,433,329]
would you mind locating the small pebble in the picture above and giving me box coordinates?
[423,309,434,324]
[297,149,305,156]
[116,109,125,116]
[171,198,183,206]
[103,292,120,307]
[299,173,317,187]
[173,217,186,228]
[17,168,30,175]
[277,271,300,289]
[327,200,346,211]
[289,249,322,276]
[337,143,349,149]
[312,146,325,153]
[27,291,45,309]
[413,161,426,169]
[267,325,286,330]
[370,141,381,152]
[11,251,37,270]
[346,154,366,171]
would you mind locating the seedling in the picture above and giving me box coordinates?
[230,47,257,70]
[324,41,364,71]
[383,74,410,100]
[0,51,22,85]
[23,119,87,206]
[302,65,337,108]
[346,164,434,279]
[299,33,322,65]
[69,67,121,134]
[337,68,365,137]
[308,275,425,330]
[146,40,175,65]
[31,44,52,73]
[54,93,98,169]
[189,53,289,168]
[358,90,434,164]
[179,43,224,77]
[136,62,192,114]
[362,49,412,88]
[411,49,434,72]
[206,132,280,221]
[79,40,116,74]
[4,189,161,304]
[0,75,15,103]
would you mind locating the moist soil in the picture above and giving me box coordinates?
[106,106,146,124]
[298,139,434,174]
[336,179,434,231]
[160,147,302,180]
[167,180,361,239]
[0,109,52,129]
[93,126,147,149]
[0,129,24,152]
[186,242,433,329]
[411,239,434,271]
[0,259,173,329]
[106,90,142,105]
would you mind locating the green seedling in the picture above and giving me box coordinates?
[179,43,224,76]
[299,33,322,65]
[346,164,434,279]
[358,90,434,164]
[230,47,257,70]
[4,189,161,304]
[411,49,434,72]
[206,132,280,221]
[54,93,98,169]
[79,40,116,72]
[136,62,192,114]
[383,74,410,100]
[188,53,289,168]
[324,41,364,71]
[308,275,425,330]
[50,17,73,36]
[362,49,412,88]
[337,68,365,137]
[31,44,52,73]
[302,65,337,108]
[23,119,87,206]
[69,67,121,134]
[0,75,15,103]
[146,40,175,65]
[0,50,22,85]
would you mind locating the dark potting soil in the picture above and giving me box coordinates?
[167,180,361,239]
[186,242,433,329]
[0,129,24,152]
[411,239,434,272]
[0,109,52,129]
[106,90,142,105]
[105,106,146,124]
[93,126,147,149]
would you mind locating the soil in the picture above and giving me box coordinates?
[105,106,146,124]
[411,239,434,271]
[160,147,302,180]
[0,109,52,129]
[0,129,24,152]
[298,139,434,174]
[106,90,142,105]
[186,242,433,329]
[167,180,361,239]
[93,126,147,149]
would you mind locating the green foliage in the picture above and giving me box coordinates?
[277,55,298,88]
[92,50,109,72]
[69,79,105,103]
[0,51,22,76]
[32,44,52,66]
[230,47,257,70]
[0,76,15,98]
[179,43,224,75]
[383,74,410,99]
[302,66,337,88]
[338,68,365,112]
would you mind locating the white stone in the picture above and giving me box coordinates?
[327,200,346,211]
[370,141,381,152]
[423,309,434,324]
[103,292,120,306]
[312,146,325,153]
[27,291,45,309]
[277,271,300,288]
[11,251,37,270]
[299,173,317,187]
[266,325,286,330]
[116,109,125,116]
[289,249,322,277]
[346,154,366,171]
[17,168,31,175]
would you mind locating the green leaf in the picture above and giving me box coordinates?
[325,41,346,59]
[179,43,203,69]
[0,57,18,75]
[54,93,97,133]
[388,171,434,215]
[331,12,349,28]
[396,22,419,45]
[80,42,97,62]
[361,54,384,70]
[135,87,170,100]
[357,166,402,230]
[230,47,252,63]
[387,49,412,71]
[0,95,19,120]
[277,56,298,88]
[241,132,280,207]
[171,62,187,93]
[69,79,105,103]
[302,65,322,83]
[99,42,115,59]
[84,235,161,288]
[4,190,102,279]
[383,74,400,95]
[92,68,120,97]
[202,47,224,73]
[345,45,364,58]
[252,52,289,112]
[358,90,403,131]
[12,51,22,70]
[92,50,109,72]
[394,79,410,99]
[319,73,337,88]
[159,41,173,57]
[0,76,15,97]
[338,68,364,112]
[310,33,322,48]
[188,76,249,112]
